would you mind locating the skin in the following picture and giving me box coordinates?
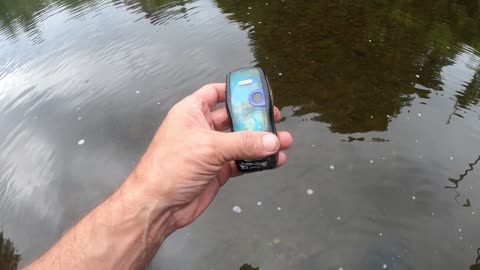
[26,83,293,270]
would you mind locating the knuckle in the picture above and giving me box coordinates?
[240,131,258,155]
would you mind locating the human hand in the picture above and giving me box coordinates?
[133,83,293,229]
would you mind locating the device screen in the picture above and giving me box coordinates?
[229,68,271,132]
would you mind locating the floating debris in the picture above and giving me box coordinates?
[450,156,454,160]
[368,39,372,43]
[383,264,388,269]
[248,6,252,9]
[76,107,80,110]
[419,155,423,159]
[379,232,383,237]
[257,201,262,206]
[277,207,282,211]
[370,160,374,164]
[135,90,140,94]
[431,212,435,216]
[418,113,422,117]
[458,228,462,232]
[77,116,82,120]
[278,72,283,76]
[416,74,420,78]
[339,268,344,270]
[412,196,416,200]
[330,165,335,170]
[258,21,262,24]
[370,115,374,119]
[337,216,341,221]
[232,206,242,213]
[157,102,160,105]
[272,238,280,244]
[307,189,314,195]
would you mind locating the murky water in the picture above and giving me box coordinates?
[1,0,480,269]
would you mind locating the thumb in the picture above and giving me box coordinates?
[215,131,279,162]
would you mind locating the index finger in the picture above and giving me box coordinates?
[192,83,226,110]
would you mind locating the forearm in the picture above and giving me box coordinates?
[26,172,176,270]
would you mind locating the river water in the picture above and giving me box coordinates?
[1,0,480,269]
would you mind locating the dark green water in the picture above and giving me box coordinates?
[1,0,480,269]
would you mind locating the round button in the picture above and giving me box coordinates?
[252,92,264,104]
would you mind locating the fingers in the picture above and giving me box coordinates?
[278,131,293,150]
[211,106,282,131]
[215,131,280,162]
[211,107,231,131]
[192,83,226,110]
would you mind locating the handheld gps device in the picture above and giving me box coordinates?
[225,67,278,172]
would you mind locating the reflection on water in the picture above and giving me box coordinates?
[446,155,480,207]
[1,0,480,269]
[471,248,480,270]
[216,0,480,133]
[239,264,259,270]
[0,232,21,270]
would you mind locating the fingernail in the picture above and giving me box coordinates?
[263,133,279,152]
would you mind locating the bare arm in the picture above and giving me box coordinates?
[26,83,293,270]
[27,174,175,270]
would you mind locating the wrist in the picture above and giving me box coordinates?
[121,170,178,234]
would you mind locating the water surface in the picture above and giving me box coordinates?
[1,0,480,269]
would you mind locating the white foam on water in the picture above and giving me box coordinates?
[232,206,242,213]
